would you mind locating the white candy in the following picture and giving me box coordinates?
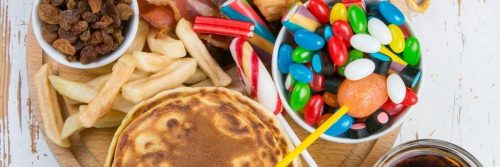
[368,18,392,45]
[345,58,375,81]
[350,34,381,53]
[387,74,406,104]
[285,74,294,91]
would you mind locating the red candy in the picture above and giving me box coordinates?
[308,0,330,24]
[399,25,411,38]
[381,99,407,116]
[332,20,353,47]
[402,87,418,106]
[328,36,348,66]
[342,0,366,10]
[309,73,325,92]
[303,95,325,125]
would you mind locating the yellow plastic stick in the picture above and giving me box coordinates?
[379,45,408,66]
[276,106,350,167]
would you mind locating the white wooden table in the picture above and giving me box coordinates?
[1,0,499,166]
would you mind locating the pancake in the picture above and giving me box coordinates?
[105,87,298,167]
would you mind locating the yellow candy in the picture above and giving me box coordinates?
[388,24,405,53]
[330,3,348,24]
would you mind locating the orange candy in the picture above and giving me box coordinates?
[316,113,333,127]
[323,92,339,108]
[337,74,388,118]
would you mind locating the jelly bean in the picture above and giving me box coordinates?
[292,47,314,63]
[368,18,392,45]
[388,24,405,53]
[403,36,421,66]
[317,113,333,127]
[367,7,388,23]
[347,5,367,34]
[290,82,311,111]
[328,36,348,66]
[342,0,365,10]
[370,52,391,62]
[344,58,375,81]
[330,3,348,24]
[311,52,335,76]
[315,25,334,40]
[289,64,313,83]
[378,1,405,26]
[323,92,339,108]
[387,73,406,104]
[332,20,353,47]
[278,44,294,73]
[303,95,324,125]
[294,29,325,51]
[338,74,388,118]
[399,25,411,38]
[285,73,295,92]
[402,87,418,106]
[338,49,365,76]
[308,0,330,24]
[350,34,381,53]
[325,113,354,136]
[381,99,406,116]
[310,73,325,92]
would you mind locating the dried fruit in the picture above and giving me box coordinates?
[77,0,90,11]
[88,31,103,45]
[116,3,133,20]
[58,28,77,43]
[88,0,102,13]
[74,40,85,51]
[91,15,113,29]
[38,4,61,24]
[52,38,76,55]
[112,29,124,44]
[60,9,82,30]
[82,12,99,23]
[42,29,58,43]
[80,46,97,64]
[51,0,65,7]
[103,0,121,28]
[67,0,77,9]
[79,30,91,41]
[95,32,114,54]
[42,23,59,32]
[71,21,88,35]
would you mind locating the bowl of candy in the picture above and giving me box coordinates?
[272,0,423,143]
[32,0,139,69]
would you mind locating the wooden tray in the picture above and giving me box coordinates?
[26,1,409,165]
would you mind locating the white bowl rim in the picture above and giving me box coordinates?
[272,5,425,144]
[31,0,139,69]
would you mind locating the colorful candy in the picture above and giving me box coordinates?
[303,95,325,125]
[311,52,335,75]
[338,49,364,76]
[378,1,405,26]
[347,5,367,34]
[324,76,344,94]
[368,18,392,45]
[351,34,381,53]
[337,74,388,118]
[330,3,348,23]
[349,123,369,139]
[371,57,392,75]
[324,113,354,136]
[285,74,295,92]
[292,47,314,63]
[323,92,339,108]
[308,0,331,24]
[328,36,348,66]
[381,99,407,116]
[388,24,405,53]
[282,4,321,32]
[366,109,390,133]
[289,64,313,83]
[315,24,334,40]
[387,74,406,104]
[310,73,325,92]
[342,0,366,10]
[290,82,311,111]
[278,44,294,73]
[193,16,254,37]
[294,29,325,51]
[402,87,418,106]
[403,36,421,66]
[344,58,375,81]
[332,20,353,47]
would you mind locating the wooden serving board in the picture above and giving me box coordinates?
[26,1,409,166]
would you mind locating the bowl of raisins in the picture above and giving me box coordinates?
[32,0,139,69]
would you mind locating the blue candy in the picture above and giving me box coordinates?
[325,114,354,136]
[378,1,405,26]
[289,64,313,83]
[324,25,334,40]
[311,53,323,73]
[370,52,391,62]
[278,44,295,73]
[294,29,325,51]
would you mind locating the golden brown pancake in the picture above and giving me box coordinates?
[105,87,298,167]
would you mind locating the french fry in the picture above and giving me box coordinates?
[133,51,173,73]
[48,75,135,113]
[63,96,82,105]
[122,58,197,103]
[147,29,187,58]
[87,70,151,89]
[183,67,208,85]
[176,18,232,87]
[34,63,70,148]
[60,112,83,139]
[61,106,126,139]
[80,55,136,128]
[126,19,150,53]
[191,79,214,87]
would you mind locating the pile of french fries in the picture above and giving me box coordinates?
[34,18,239,147]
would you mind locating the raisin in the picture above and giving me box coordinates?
[42,29,58,43]
[79,29,91,41]
[82,12,99,23]
[67,0,77,9]
[38,4,60,24]
[80,46,97,64]
[77,0,90,12]
[42,0,50,4]
[88,0,102,13]
[58,28,78,43]
[50,0,65,7]
[103,0,121,28]
[74,40,85,51]
[116,3,133,21]
[67,55,79,62]
[112,29,123,44]
[88,31,103,45]
[52,38,76,55]
[59,9,82,30]
[71,21,88,35]
[91,15,113,29]
[117,0,131,3]
[102,26,114,34]
[95,32,113,54]
[42,23,59,32]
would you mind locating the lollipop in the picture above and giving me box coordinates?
[337,73,388,118]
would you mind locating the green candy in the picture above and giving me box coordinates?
[403,36,421,66]
[338,49,365,76]
[292,47,313,63]
[290,82,311,111]
[347,5,367,34]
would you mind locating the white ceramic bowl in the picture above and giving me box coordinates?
[32,0,139,69]
[272,3,424,144]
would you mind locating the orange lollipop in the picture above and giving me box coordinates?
[337,74,388,118]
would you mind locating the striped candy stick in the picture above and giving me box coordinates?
[282,3,321,33]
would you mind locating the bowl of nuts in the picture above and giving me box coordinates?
[32,0,139,69]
